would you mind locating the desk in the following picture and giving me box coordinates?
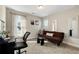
[4,37,15,43]
[0,37,15,54]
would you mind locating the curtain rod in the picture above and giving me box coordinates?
[10,11,27,17]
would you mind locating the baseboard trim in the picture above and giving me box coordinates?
[27,38,37,41]
[63,41,79,48]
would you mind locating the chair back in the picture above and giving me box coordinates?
[23,32,30,43]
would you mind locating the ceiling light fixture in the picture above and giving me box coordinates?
[38,5,44,9]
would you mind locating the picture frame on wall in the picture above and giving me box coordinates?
[35,20,39,25]
[31,20,34,25]
[31,20,39,25]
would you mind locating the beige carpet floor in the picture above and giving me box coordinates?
[16,41,79,54]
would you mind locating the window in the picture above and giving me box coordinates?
[43,19,48,27]
[13,15,27,37]
[0,20,1,32]
[42,19,48,30]
[0,19,5,32]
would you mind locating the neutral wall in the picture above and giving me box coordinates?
[44,7,79,48]
[0,5,6,32]
[6,8,42,39]
[0,5,6,22]
[26,15,42,39]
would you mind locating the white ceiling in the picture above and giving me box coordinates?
[6,5,77,17]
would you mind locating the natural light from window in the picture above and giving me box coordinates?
[13,15,27,37]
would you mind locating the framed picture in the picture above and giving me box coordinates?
[31,20,39,25]
[31,20,34,25]
[35,20,39,25]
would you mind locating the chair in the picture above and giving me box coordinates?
[14,32,30,54]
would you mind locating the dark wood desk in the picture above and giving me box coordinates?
[0,37,15,54]
[0,36,28,54]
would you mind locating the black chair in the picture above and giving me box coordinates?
[14,32,30,54]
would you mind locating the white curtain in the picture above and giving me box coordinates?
[52,19,57,31]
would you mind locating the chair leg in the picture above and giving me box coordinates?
[16,49,27,54]
[18,49,21,54]
[21,50,27,54]
[16,49,21,54]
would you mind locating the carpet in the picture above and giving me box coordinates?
[15,41,79,54]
